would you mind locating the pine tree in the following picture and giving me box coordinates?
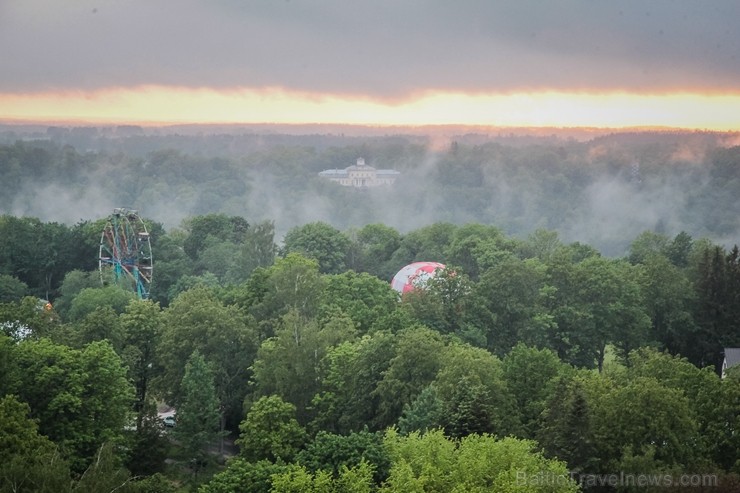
[173,350,224,474]
[537,378,596,474]
[397,384,443,435]
[442,377,494,439]
[692,245,731,371]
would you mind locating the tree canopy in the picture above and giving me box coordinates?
[2,136,740,492]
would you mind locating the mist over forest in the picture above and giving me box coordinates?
[1,124,739,256]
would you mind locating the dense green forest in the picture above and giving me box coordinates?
[1,129,740,491]
[1,210,740,491]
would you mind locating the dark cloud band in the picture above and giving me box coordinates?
[1,0,738,95]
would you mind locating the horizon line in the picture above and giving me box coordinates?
[1,118,737,135]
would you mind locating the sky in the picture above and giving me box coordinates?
[2,0,740,129]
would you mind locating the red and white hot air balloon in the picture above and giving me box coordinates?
[391,261,446,294]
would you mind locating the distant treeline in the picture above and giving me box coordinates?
[1,130,739,255]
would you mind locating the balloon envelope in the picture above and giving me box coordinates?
[391,262,446,294]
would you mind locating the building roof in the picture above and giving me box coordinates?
[318,169,348,176]
[346,164,376,171]
[724,348,740,369]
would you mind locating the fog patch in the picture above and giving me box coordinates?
[10,182,115,224]
[564,177,687,255]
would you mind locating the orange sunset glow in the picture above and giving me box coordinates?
[2,87,739,130]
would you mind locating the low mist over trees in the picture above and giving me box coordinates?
[2,128,740,256]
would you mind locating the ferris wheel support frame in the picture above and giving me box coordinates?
[98,208,153,300]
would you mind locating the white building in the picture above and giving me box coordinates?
[722,348,740,378]
[319,158,400,188]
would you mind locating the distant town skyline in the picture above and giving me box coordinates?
[2,1,739,129]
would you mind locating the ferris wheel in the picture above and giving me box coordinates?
[99,208,153,299]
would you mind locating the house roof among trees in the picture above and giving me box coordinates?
[724,348,740,369]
